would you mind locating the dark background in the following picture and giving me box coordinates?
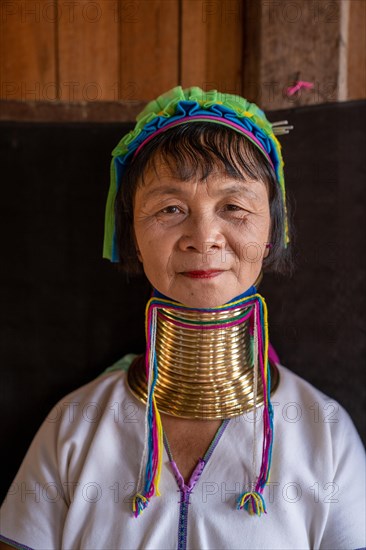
[1,100,365,501]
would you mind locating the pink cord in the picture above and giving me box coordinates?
[287,81,314,97]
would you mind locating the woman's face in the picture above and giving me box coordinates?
[133,159,271,307]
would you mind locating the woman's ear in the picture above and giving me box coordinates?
[263,243,272,259]
[136,248,143,262]
[133,230,143,262]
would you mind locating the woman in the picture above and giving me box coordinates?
[0,87,365,549]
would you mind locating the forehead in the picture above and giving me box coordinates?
[136,158,268,202]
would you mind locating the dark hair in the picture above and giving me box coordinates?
[115,122,293,276]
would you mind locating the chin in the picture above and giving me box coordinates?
[172,289,236,309]
[182,297,226,308]
[155,275,256,308]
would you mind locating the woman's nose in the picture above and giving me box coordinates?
[177,213,226,254]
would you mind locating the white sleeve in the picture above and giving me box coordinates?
[0,403,68,550]
[320,407,366,549]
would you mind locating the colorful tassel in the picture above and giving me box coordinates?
[132,289,274,518]
[132,307,164,517]
[237,295,274,517]
[237,491,267,516]
[132,493,149,518]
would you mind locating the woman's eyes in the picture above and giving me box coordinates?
[222,204,248,217]
[159,205,183,215]
[223,204,243,212]
[157,204,248,217]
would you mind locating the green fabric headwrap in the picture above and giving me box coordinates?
[103,86,290,262]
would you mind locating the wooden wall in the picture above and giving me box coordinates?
[0,0,244,103]
[247,0,366,109]
[0,0,365,116]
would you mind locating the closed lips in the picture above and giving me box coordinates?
[180,270,225,278]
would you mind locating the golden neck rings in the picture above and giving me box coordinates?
[127,298,279,419]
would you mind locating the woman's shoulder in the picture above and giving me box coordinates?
[276,363,343,406]
[267,364,365,549]
[55,353,138,406]
[15,354,143,483]
[275,363,364,450]
[34,353,141,443]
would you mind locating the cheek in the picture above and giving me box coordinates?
[232,212,270,242]
[134,223,156,254]
[231,213,270,265]
[136,232,173,271]
[242,242,265,263]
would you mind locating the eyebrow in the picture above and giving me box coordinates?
[141,183,260,201]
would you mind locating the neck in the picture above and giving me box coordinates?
[127,287,279,419]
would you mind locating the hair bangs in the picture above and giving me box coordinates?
[138,123,276,193]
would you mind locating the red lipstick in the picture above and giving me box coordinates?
[181,270,224,279]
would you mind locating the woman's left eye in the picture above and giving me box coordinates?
[160,205,182,214]
[221,204,249,220]
[224,204,242,211]
[223,204,246,214]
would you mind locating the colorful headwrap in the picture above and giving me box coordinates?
[103,86,291,262]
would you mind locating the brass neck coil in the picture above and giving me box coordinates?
[127,303,279,419]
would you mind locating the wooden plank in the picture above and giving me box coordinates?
[119,0,179,101]
[347,0,366,99]
[0,99,146,122]
[58,0,119,101]
[181,0,244,95]
[258,0,343,109]
[0,0,56,101]
[242,0,262,102]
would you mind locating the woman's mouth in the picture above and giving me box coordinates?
[180,270,225,279]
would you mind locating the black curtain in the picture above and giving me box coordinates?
[1,100,365,501]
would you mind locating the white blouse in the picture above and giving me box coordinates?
[1,354,365,549]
